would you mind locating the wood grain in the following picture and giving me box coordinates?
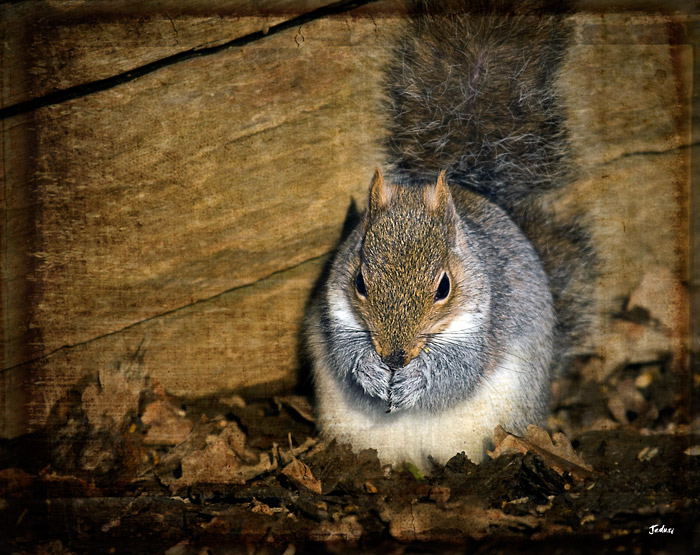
[1,2,398,437]
[557,16,691,373]
[0,4,693,437]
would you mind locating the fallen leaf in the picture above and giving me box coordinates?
[156,418,277,487]
[81,362,147,433]
[141,397,193,446]
[275,396,315,424]
[179,436,246,486]
[281,457,322,494]
[488,425,595,481]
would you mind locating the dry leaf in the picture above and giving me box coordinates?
[281,457,322,494]
[81,364,146,433]
[157,418,277,486]
[141,397,193,446]
[275,396,315,424]
[488,425,595,481]
[179,437,245,486]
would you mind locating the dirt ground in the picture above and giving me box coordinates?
[1,343,698,554]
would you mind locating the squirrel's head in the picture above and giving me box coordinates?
[350,169,466,370]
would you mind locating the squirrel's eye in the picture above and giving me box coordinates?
[434,271,450,302]
[355,270,367,298]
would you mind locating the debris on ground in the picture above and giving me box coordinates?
[1,348,697,553]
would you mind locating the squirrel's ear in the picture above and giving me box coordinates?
[425,170,450,213]
[368,169,394,213]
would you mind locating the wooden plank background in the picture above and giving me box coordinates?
[1,1,695,438]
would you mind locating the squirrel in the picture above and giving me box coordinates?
[307,0,593,471]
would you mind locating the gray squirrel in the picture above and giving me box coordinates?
[307,0,592,470]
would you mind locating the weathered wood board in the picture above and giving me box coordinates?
[0,2,694,438]
[559,15,693,377]
[1,0,401,437]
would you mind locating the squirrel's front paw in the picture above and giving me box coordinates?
[352,362,391,401]
[387,364,428,412]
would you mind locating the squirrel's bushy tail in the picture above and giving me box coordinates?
[386,0,569,208]
[386,0,594,359]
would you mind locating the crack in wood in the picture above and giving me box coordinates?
[0,251,333,374]
[0,0,379,120]
[599,140,700,166]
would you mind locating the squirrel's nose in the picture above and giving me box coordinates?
[382,350,407,370]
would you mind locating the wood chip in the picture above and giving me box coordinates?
[637,446,659,462]
[389,503,539,542]
[364,482,378,494]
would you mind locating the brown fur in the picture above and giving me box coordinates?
[385,0,593,363]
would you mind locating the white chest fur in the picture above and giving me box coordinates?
[313,337,537,470]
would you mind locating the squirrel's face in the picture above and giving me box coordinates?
[350,170,464,370]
